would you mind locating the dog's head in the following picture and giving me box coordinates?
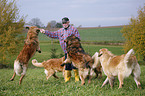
[99,48,114,57]
[26,26,40,36]
[98,48,109,57]
[64,35,81,47]
[64,35,84,53]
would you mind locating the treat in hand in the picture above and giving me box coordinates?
[40,29,45,33]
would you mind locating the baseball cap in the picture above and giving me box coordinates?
[62,17,69,24]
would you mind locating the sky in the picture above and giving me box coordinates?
[16,0,145,27]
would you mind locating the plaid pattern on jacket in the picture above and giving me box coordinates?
[44,25,80,53]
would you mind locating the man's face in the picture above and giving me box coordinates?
[62,21,69,28]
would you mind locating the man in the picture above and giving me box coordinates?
[40,17,80,82]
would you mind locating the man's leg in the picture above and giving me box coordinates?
[64,53,72,82]
[72,64,79,82]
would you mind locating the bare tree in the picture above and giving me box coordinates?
[56,22,62,28]
[28,18,44,28]
[50,20,57,28]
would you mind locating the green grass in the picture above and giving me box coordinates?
[1,43,145,96]
[0,65,145,95]
[79,27,125,42]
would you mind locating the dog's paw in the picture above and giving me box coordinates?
[138,84,142,89]
[10,78,14,81]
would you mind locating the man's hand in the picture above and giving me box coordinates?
[40,29,45,33]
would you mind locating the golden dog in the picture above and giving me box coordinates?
[85,52,102,81]
[90,52,102,79]
[10,26,41,85]
[99,48,141,89]
[32,56,65,80]
[63,35,94,85]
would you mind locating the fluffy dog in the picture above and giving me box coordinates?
[99,48,141,89]
[32,56,65,80]
[63,35,94,85]
[85,52,102,82]
[10,26,41,85]
[90,52,102,79]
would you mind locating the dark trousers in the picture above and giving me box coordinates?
[65,53,77,70]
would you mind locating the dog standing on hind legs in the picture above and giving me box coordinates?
[62,35,94,85]
[10,26,41,85]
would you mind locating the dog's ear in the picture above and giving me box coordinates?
[26,26,30,30]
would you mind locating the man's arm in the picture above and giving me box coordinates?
[40,29,59,39]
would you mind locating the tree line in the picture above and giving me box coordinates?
[28,18,63,28]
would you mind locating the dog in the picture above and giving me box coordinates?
[90,52,102,79]
[98,48,141,89]
[85,52,102,81]
[32,56,65,80]
[10,26,41,85]
[62,35,94,85]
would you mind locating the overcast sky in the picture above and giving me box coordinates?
[16,0,144,27]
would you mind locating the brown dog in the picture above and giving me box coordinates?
[32,56,65,80]
[10,26,41,85]
[63,35,94,85]
[99,48,141,89]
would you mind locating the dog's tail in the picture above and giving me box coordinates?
[124,49,134,63]
[32,59,43,67]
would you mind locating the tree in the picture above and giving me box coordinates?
[50,20,57,28]
[0,0,25,64]
[121,5,145,61]
[28,17,44,28]
[55,22,62,28]
[46,22,51,29]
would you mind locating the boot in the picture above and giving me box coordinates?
[73,69,79,82]
[65,70,71,82]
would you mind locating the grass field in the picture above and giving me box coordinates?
[78,27,125,42]
[1,43,145,96]
[0,66,145,96]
